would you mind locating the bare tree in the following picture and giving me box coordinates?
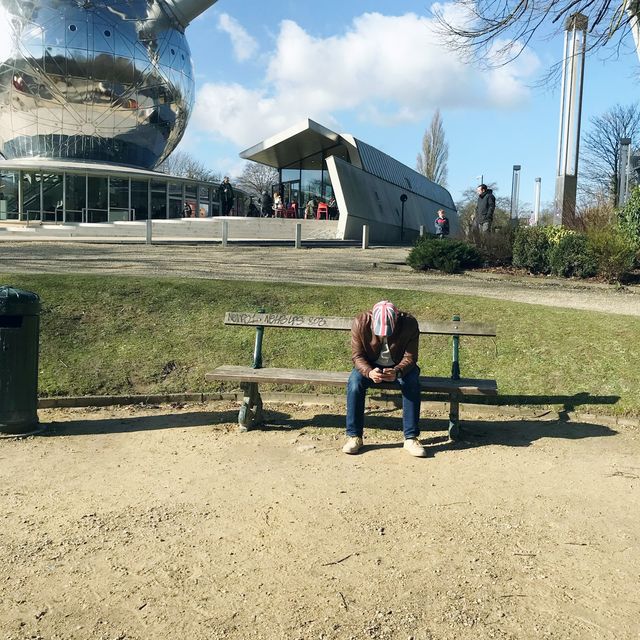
[433,0,640,68]
[236,162,279,196]
[416,109,449,186]
[156,151,220,182]
[580,103,640,206]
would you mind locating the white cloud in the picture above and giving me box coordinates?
[217,13,258,62]
[194,7,540,147]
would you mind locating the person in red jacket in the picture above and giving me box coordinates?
[343,300,426,457]
[434,209,450,239]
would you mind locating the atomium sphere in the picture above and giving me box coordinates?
[0,0,196,169]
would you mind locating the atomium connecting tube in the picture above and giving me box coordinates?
[161,0,219,28]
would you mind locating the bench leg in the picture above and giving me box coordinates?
[238,382,264,431]
[448,395,461,440]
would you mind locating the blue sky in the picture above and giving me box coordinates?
[179,0,640,210]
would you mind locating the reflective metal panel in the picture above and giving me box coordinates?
[0,0,195,168]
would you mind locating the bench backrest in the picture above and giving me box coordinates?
[224,311,496,337]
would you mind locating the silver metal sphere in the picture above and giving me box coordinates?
[0,0,195,168]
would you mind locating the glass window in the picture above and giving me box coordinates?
[22,172,41,221]
[109,177,130,221]
[151,190,167,219]
[300,152,323,207]
[65,174,86,222]
[131,180,149,220]
[0,170,19,220]
[41,174,64,222]
[282,167,300,183]
[87,176,108,222]
[185,183,197,199]
[169,182,182,197]
[168,198,183,218]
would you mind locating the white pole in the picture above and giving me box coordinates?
[295,222,302,249]
[222,220,228,247]
[146,218,152,244]
[362,225,369,250]
[533,178,542,225]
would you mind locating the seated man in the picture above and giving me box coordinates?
[343,300,427,457]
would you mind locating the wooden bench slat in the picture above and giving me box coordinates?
[224,312,496,337]
[205,365,497,396]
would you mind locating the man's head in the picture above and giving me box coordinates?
[437,209,446,217]
[223,176,230,182]
[477,184,487,196]
[372,300,398,337]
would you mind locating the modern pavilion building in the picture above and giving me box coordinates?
[241,119,458,242]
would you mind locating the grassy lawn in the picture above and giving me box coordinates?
[2,273,639,415]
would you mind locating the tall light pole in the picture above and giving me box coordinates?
[510,165,521,224]
[533,178,542,225]
[554,13,588,226]
[618,138,632,207]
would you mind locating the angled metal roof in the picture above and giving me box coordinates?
[240,119,357,168]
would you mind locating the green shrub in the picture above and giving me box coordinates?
[407,237,482,274]
[587,228,636,281]
[540,225,576,246]
[618,187,640,265]
[469,224,516,267]
[548,233,597,278]
[512,227,551,273]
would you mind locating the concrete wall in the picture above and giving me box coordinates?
[328,156,458,243]
[0,217,339,241]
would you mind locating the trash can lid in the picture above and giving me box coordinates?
[0,286,41,316]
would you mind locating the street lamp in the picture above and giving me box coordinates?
[400,194,408,242]
[510,165,521,224]
[554,12,588,225]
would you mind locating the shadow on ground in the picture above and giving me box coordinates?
[36,405,618,452]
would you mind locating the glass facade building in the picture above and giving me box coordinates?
[0,160,232,222]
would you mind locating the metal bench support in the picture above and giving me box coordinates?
[239,382,264,431]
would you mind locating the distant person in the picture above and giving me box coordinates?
[304,197,316,219]
[247,200,259,217]
[218,176,235,216]
[327,195,338,220]
[273,192,284,217]
[182,202,192,217]
[343,300,426,458]
[475,184,495,232]
[261,191,273,217]
[434,209,450,239]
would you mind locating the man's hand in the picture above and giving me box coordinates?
[369,368,397,383]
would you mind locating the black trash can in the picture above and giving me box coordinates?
[0,286,41,435]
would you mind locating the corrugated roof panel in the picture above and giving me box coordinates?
[354,139,454,208]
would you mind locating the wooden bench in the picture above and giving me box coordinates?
[205,311,498,439]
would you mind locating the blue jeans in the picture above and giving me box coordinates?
[346,366,421,439]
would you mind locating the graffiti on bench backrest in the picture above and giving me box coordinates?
[226,312,329,328]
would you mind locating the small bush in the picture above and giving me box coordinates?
[587,228,636,281]
[618,187,640,265]
[512,227,551,273]
[548,233,597,278]
[468,224,516,267]
[407,237,482,274]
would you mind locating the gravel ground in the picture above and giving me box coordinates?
[0,241,639,316]
[1,401,639,640]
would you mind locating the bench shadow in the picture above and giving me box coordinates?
[38,410,241,436]
[34,402,618,447]
[262,407,618,452]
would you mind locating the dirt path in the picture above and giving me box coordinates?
[1,401,638,639]
[0,241,639,316]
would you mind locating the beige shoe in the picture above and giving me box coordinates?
[342,436,363,454]
[403,438,427,458]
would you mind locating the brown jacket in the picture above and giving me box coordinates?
[351,310,419,378]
